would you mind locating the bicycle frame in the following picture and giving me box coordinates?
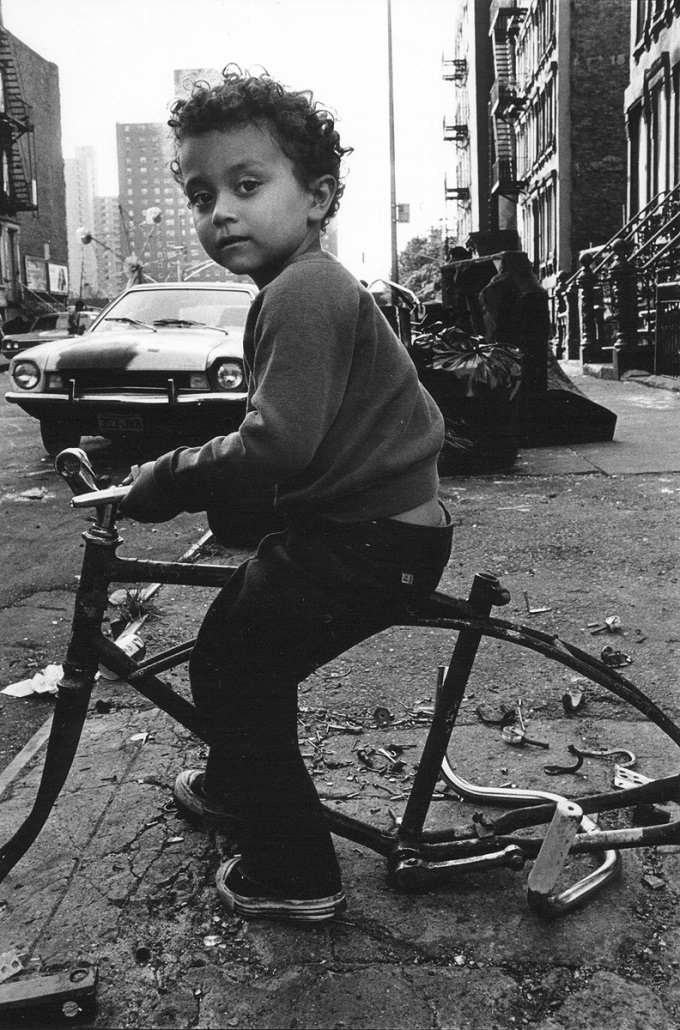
[2,448,680,918]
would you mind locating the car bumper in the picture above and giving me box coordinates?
[5,390,247,412]
[5,391,248,436]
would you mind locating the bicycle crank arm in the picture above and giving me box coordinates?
[389,843,525,890]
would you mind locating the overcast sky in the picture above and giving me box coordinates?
[3,0,452,280]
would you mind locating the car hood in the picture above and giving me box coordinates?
[31,326,245,372]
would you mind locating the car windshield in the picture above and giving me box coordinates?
[92,287,252,333]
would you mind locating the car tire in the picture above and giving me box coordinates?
[40,420,82,456]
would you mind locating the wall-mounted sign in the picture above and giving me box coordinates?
[25,255,48,292]
[48,262,69,294]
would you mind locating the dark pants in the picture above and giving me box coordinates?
[189,510,453,896]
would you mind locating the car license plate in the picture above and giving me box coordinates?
[97,414,144,434]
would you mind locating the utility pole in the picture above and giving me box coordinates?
[387,0,399,283]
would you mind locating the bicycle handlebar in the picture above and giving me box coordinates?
[71,485,130,508]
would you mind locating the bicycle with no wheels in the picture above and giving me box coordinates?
[2,446,680,918]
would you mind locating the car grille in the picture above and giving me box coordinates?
[63,370,199,392]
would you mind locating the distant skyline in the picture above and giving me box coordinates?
[3,0,452,280]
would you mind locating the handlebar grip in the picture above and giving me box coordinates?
[71,485,130,508]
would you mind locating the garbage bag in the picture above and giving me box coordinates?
[413,328,522,474]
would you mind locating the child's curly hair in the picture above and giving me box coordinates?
[169,66,352,230]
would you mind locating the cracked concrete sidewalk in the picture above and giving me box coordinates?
[2,683,680,1028]
[1,370,680,1028]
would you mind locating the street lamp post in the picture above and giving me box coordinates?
[387,0,399,284]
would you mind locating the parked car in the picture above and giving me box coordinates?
[5,281,257,455]
[0,310,98,360]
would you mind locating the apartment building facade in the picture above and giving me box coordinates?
[0,21,68,322]
[445,0,629,294]
[116,121,222,284]
[64,146,100,298]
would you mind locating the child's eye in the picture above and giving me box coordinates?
[188,190,213,210]
[237,179,260,195]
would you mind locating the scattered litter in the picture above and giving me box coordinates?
[544,744,585,776]
[600,645,632,668]
[1,487,55,503]
[476,705,515,727]
[590,615,622,635]
[166,837,184,844]
[562,687,585,713]
[129,732,150,744]
[134,947,151,965]
[0,950,23,984]
[202,935,222,948]
[1,664,62,697]
[373,706,393,728]
[523,592,551,615]
[99,617,147,680]
[377,748,406,772]
[578,747,636,769]
[501,724,549,749]
[642,874,666,891]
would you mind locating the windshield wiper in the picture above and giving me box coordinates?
[152,318,229,334]
[104,316,157,332]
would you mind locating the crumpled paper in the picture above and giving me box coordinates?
[1,664,63,697]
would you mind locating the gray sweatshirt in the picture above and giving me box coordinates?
[153,251,444,522]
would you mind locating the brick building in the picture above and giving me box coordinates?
[445,0,629,293]
[0,16,67,323]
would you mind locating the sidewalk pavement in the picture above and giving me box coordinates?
[1,369,680,1028]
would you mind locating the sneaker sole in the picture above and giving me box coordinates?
[216,861,346,923]
[173,771,237,826]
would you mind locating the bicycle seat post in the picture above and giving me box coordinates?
[395,573,510,851]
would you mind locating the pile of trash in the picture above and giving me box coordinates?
[412,326,523,474]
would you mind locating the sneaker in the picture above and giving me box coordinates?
[173,770,239,826]
[215,856,347,923]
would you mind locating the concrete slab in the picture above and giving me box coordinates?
[515,373,680,477]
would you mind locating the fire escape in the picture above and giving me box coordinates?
[489,0,526,202]
[0,28,37,217]
[442,54,471,245]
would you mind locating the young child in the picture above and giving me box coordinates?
[120,68,453,923]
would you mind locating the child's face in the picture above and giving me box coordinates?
[180,123,333,288]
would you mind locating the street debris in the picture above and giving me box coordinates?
[544,744,585,775]
[99,616,148,680]
[373,706,393,727]
[501,724,550,749]
[642,873,666,891]
[1,663,62,697]
[562,686,586,713]
[523,591,552,614]
[1,486,55,503]
[589,615,622,635]
[475,705,516,727]
[0,950,23,984]
[600,645,632,667]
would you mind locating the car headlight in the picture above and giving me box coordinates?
[211,360,244,391]
[12,361,40,390]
